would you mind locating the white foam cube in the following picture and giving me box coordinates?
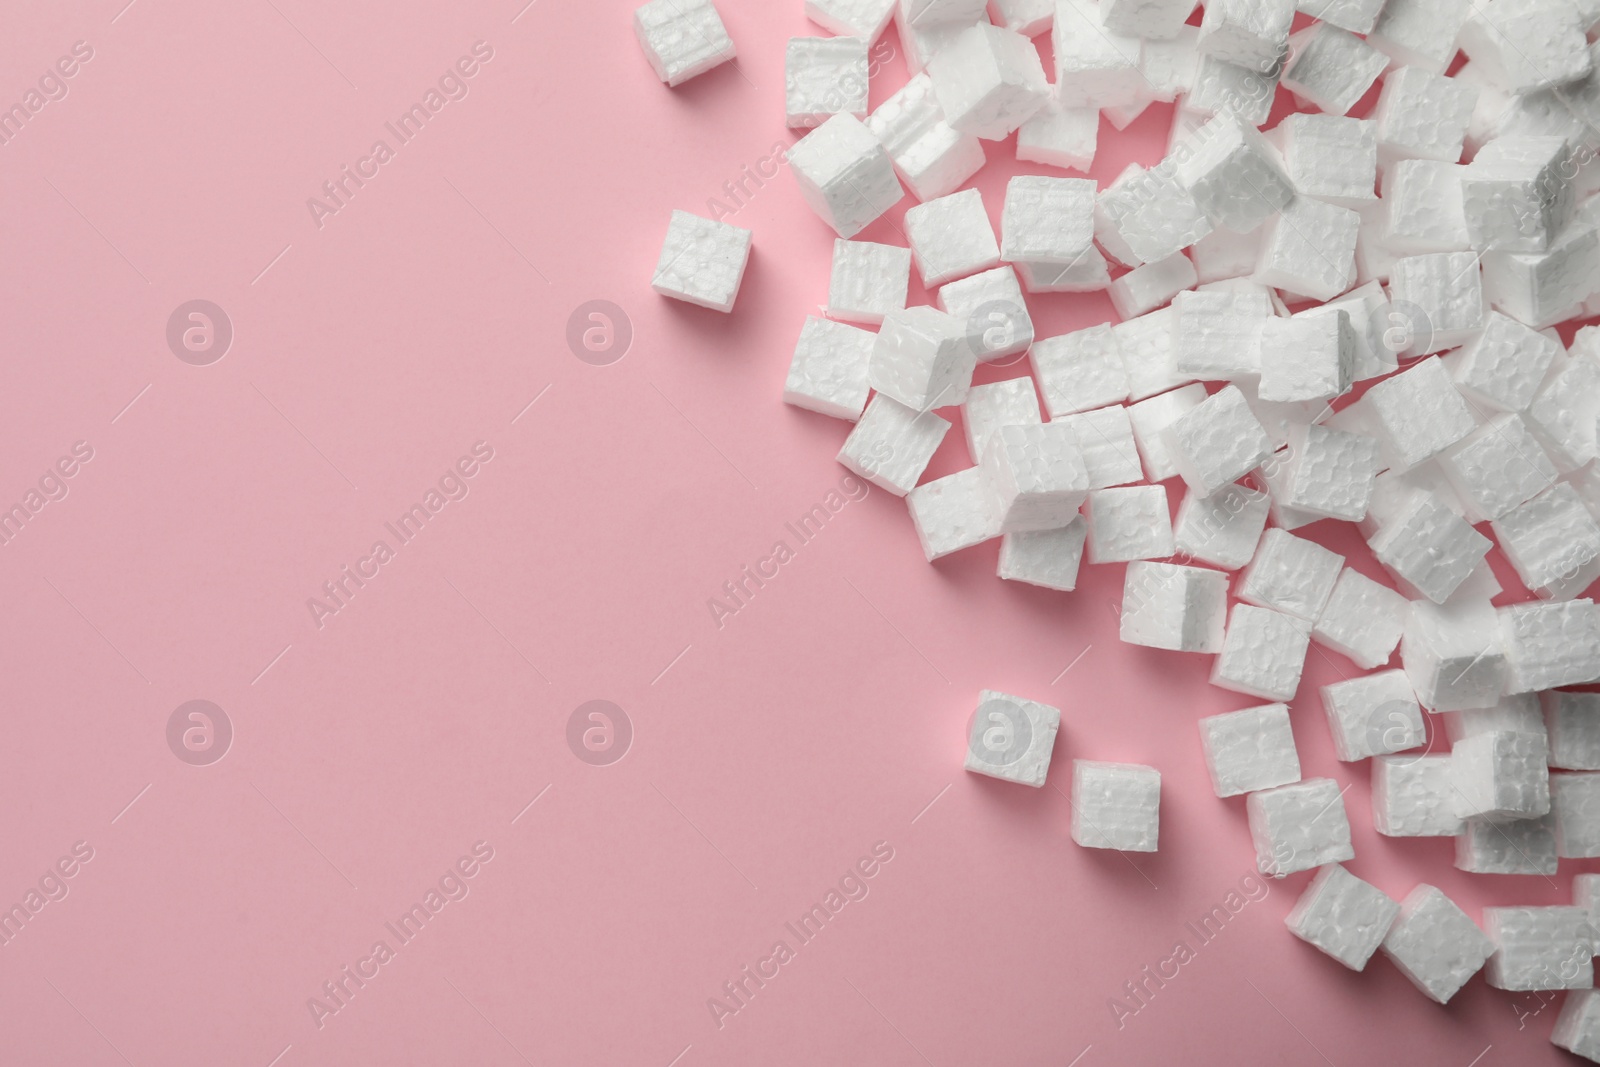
[1096,161,1214,267]
[651,210,753,313]
[1492,483,1600,601]
[981,421,1090,532]
[900,0,989,26]
[927,23,1049,140]
[1380,886,1495,1003]
[964,689,1062,786]
[1196,0,1294,72]
[937,266,1034,363]
[1374,756,1465,837]
[1547,691,1600,771]
[1187,53,1279,126]
[1086,485,1173,563]
[1030,324,1129,418]
[1016,92,1099,172]
[634,0,736,86]
[1382,160,1471,255]
[1372,66,1478,164]
[1172,288,1270,380]
[1001,175,1098,281]
[1286,864,1400,971]
[1053,0,1145,108]
[1057,404,1144,489]
[1369,492,1492,604]
[837,393,951,495]
[1258,313,1354,403]
[1322,670,1426,762]
[1484,907,1596,991]
[1173,482,1270,570]
[1296,0,1384,33]
[869,306,979,411]
[1238,528,1342,622]
[786,36,869,127]
[1363,356,1479,469]
[1451,729,1551,820]
[1555,990,1600,1062]
[1248,778,1355,877]
[896,5,992,75]
[1281,24,1385,117]
[1108,253,1197,319]
[1526,355,1600,471]
[908,466,1003,560]
[1482,223,1600,330]
[1299,281,1394,382]
[998,518,1088,590]
[905,187,1001,288]
[1278,114,1376,207]
[1458,0,1592,96]
[1277,424,1379,523]
[866,73,987,202]
[1198,702,1301,797]
[807,0,897,37]
[789,113,905,237]
[1012,249,1112,293]
[1161,384,1275,496]
[1253,196,1360,302]
[1129,383,1207,481]
[1113,308,1188,402]
[1403,599,1508,711]
[1120,561,1229,652]
[1103,0,1196,38]
[1447,311,1561,412]
[1190,226,1264,284]
[1175,115,1295,235]
[1368,0,1472,74]
[1386,253,1486,356]
[1439,415,1559,524]
[828,239,911,325]
[1442,692,1545,744]
[1212,603,1312,701]
[1462,136,1575,254]
[1072,760,1161,852]
[1500,599,1600,694]
[1553,773,1600,858]
[784,316,876,421]
[963,377,1040,463]
[993,0,1054,35]
[1314,568,1408,669]
[1457,814,1560,874]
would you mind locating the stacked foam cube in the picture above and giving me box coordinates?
[639,0,1600,1054]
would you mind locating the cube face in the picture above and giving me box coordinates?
[1198,702,1301,797]
[1369,0,1472,73]
[1313,568,1407,670]
[806,0,897,37]
[1114,307,1189,402]
[1484,907,1596,991]
[1098,162,1214,267]
[1253,195,1359,302]
[1552,773,1600,859]
[837,394,951,495]
[829,239,912,325]
[963,377,1041,463]
[1462,136,1576,254]
[1071,760,1161,851]
[635,0,737,86]
[937,266,1035,362]
[1239,528,1344,623]
[866,73,987,202]
[1285,864,1400,971]
[1372,66,1477,164]
[1381,886,1494,1003]
[1172,289,1272,380]
[1387,253,1487,355]
[1456,814,1559,875]
[1442,693,1544,744]
[786,36,869,127]
[1187,53,1279,127]
[1501,599,1600,694]
[1459,4,1592,94]
[1163,385,1275,496]
[1175,115,1295,235]
[651,210,753,313]
[1129,383,1207,481]
[1248,778,1355,877]
[1439,415,1560,523]
[789,113,905,237]
[1053,0,1145,109]
[1196,0,1294,72]
[1058,405,1144,489]
[1382,160,1470,256]
[1449,730,1552,821]
[1373,756,1464,837]
[1173,483,1270,571]
[1121,561,1230,653]
[784,316,876,421]
[1280,114,1376,206]
[1281,25,1386,117]
[998,519,1088,591]
[1086,485,1173,563]
[1369,491,1492,604]
[964,689,1061,787]
[1258,314,1355,404]
[869,307,979,411]
[1555,990,1600,1062]
[1103,0,1197,38]
[1017,95,1099,172]
[907,467,1002,560]
[905,188,1002,287]
[1107,253,1198,320]
[927,24,1049,141]
[1546,691,1600,771]
[1492,483,1600,601]
[1030,325,1130,418]
[982,422,1091,532]
[1402,599,1509,712]
[1321,670,1425,762]
[1212,603,1312,701]
[1526,356,1600,471]
[1001,176,1097,267]
[1277,424,1379,522]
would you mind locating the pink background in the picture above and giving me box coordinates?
[0,1,1594,1064]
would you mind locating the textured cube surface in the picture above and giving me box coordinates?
[1313,567,1408,669]
[1439,414,1560,523]
[869,306,979,411]
[1369,490,1492,605]
[1196,0,1294,71]
[1129,383,1207,480]
[1249,777,1355,877]
[1072,760,1161,851]
[828,239,911,326]
[1553,773,1600,859]
[1321,670,1425,762]
[964,689,1062,787]
[937,265,1034,362]
[1058,404,1144,489]
[866,72,987,202]
[1373,756,1464,837]
[1162,385,1274,496]
[786,36,869,127]
[1450,729,1551,821]
[1501,599,1600,693]
[1273,423,1379,522]
[1403,599,1509,711]
[1212,603,1312,701]
[784,316,875,420]
[1198,702,1301,797]
[982,421,1091,532]
[1285,864,1400,971]
[1547,691,1600,771]
[790,113,904,237]
[1387,253,1486,355]
[1097,161,1214,266]
[1555,990,1600,1062]
[907,466,1002,560]
[1484,907,1595,991]
[1279,114,1376,207]
[1031,325,1129,417]
[635,0,736,86]
[1281,24,1386,116]
[1120,561,1229,652]
[905,187,1001,288]
[1175,114,1295,234]
[998,519,1088,590]
[1456,814,1560,875]
[927,23,1049,140]
[1086,485,1173,563]
[1017,91,1099,171]
[1053,0,1145,108]
[1381,885,1494,1003]
[962,377,1040,463]
[651,210,753,312]
[837,393,951,495]
[1369,0,1472,73]
[1492,483,1600,601]
[1173,482,1270,570]
[1372,65,1477,163]
[1001,175,1098,274]
[1253,195,1359,302]
[806,0,897,36]
[1239,528,1343,622]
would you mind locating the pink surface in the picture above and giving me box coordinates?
[0,1,1593,1064]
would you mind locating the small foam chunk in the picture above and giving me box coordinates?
[1031,325,1129,418]
[993,0,1054,35]
[1172,289,1271,380]
[837,393,950,495]
[1016,92,1099,171]
[1491,483,1600,601]
[1403,599,1508,711]
[1500,599,1600,693]
[1381,160,1470,255]
[1481,222,1600,330]
[828,239,912,325]
[927,23,1049,140]
[1087,485,1173,563]
[1239,528,1343,622]
[806,0,897,37]
[784,316,875,420]
[1381,886,1494,1003]
[981,422,1090,532]
[1457,814,1560,875]
[1173,482,1270,570]
[1553,773,1600,858]
[1321,670,1425,761]
[789,113,904,237]
[1439,414,1560,523]
[1526,355,1600,472]
[1120,561,1229,653]
[1053,0,1145,108]
[1296,0,1384,33]
[1108,253,1197,319]
[1198,702,1301,797]
[1555,990,1600,1063]
[1313,568,1407,669]
[1196,0,1294,72]
[1362,356,1479,469]
[1253,196,1359,302]
[1114,308,1188,402]
[1450,729,1551,820]
[1161,385,1275,496]
[1282,24,1386,117]
[1462,136,1576,254]
[936,265,1034,362]
[1057,405,1144,489]
[1372,66,1477,165]
[1275,424,1379,523]
[1258,312,1354,403]
[908,467,1002,560]
[1368,491,1492,604]
[963,377,1040,463]
[1547,691,1600,771]
[1211,603,1312,701]
[998,518,1087,590]
[1248,777,1355,877]
[651,210,753,313]
[1001,175,1099,286]
[1096,161,1214,267]
[1458,0,1592,96]
[1368,0,1472,74]
[1374,756,1464,837]
[964,688,1061,786]
[1103,0,1196,38]
[905,187,1001,288]
[1484,907,1596,991]
[1129,385,1207,483]
[866,73,986,202]
[1386,252,1487,356]
[1187,53,1279,126]
[1174,114,1295,235]
[786,36,869,127]
[1278,115,1376,207]
[869,306,979,410]
[634,0,736,86]
[1286,864,1400,971]
[1072,760,1161,851]
[1442,693,1545,743]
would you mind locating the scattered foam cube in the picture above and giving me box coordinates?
[1196,0,1294,72]
[1057,404,1144,489]
[1372,66,1478,164]
[1458,0,1592,95]
[1096,162,1214,267]
[981,422,1090,532]
[1500,599,1600,693]
[786,36,869,127]
[1190,225,1264,284]
[1248,777,1355,877]
[1172,288,1270,381]
[1086,485,1173,563]
[907,466,1003,560]
[897,4,993,74]
[784,316,875,420]
[1129,383,1207,481]
[1053,0,1145,108]
[927,23,1049,140]
[1161,384,1275,496]
[837,393,950,495]
[789,113,905,237]
[964,689,1061,786]
[1462,136,1576,254]
[963,377,1040,463]
[1547,691,1600,771]
[1286,864,1400,971]
[1187,53,1279,126]
[1492,483,1600,601]
[1198,702,1301,797]
[1442,692,1545,743]
[1258,312,1354,403]
[1381,886,1495,1003]
[1374,756,1465,837]
[1239,528,1343,622]
[1299,281,1394,382]
[1368,0,1473,74]
[1174,115,1295,235]
[1282,25,1385,117]
[651,210,753,313]
[1113,307,1188,402]
[1274,423,1379,523]
[1016,92,1099,171]
[905,188,1001,288]
[1253,196,1359,302]
[992,0,1054,35]
[1368,491,1493,604]
[1440,414,1560,524]
[1278,114,1376,207]
[1403,599,1509,711]
[1386,253,1486,356]
[828,239,911,325]
[936,265,1034,362]
[866,73,987,202]
[1450,729,1551,820]
[998,518,1088,590]
[1482,223,1600,330]
[1321,670,1425,762]
[1103,0,1196,38]
[869,306,979,410]
[1173,482,1270,570]
[1457,814,1560,875]
[1071,760,1161,852]
[1526,356,1600,472]
[1295,0,1384,33]
[1381,160,1471,255]
[1314,567,1408,669]
[1555,990,1600,1063]
[1011,248,1112,293]
[1484,907,1596,991]
[1212,603,1312,701]
[1449,315,1563,414]
[1108,253,1197,319]
[1553,773,1600,858]
[1030,324,1129,418]
[1120,561,1229,652]
[1000,175,1098,282]
[634,0,736,86]
[806,0,897,37]
[1362,356,1479,469]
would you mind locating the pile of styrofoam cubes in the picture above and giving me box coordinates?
[638,0,1600,1050]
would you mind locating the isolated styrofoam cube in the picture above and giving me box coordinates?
[1096,162,1214,267]
[1129,383,1207,481]
[807,0,897,37]
[789,113,905,237]
[1030,324,1129,418]
[1282,24,1386,116]
[869,306,978,411]
[1277,115,1376,207]
[1450,729,1551,820]
[828,239,911,325]
[786,36,869,127]
[837,393,951,495]
[1108,253,1197,319]
[1462,136,1576,254]
[1484,907,1596,991]
[1526,356,1600,472]
[1552,773,1600,859]
[634,0,737,86]
[964,688,1061,786]
[907,466,1002,560]
[1172,289,1271,381]
[1253,196,1359,302]
[1447,312,1561,412]
[997,518,1087,590]
[1198,702,1300,797]
[963,377,1040,463]
[1086,485,1173,563]
[784,316,876,421]
[1443,693,1545,744]
[1053,0,1145,108]
[1114,308,1189,402]
[981,422,1090,532]
[936,265,1034,362]
[1016,91,1098,171]
[1258,312,1354,403]
[1437,415,1558,526]
[1555,990,1600,1063]
[1314,568,1408,669]
[1493,483,1600,601]
[1372,66,1478,164]
[1175,115,1295,235]
[1058,405,1144,489]
[652,211,753,315]
[1249,777,1355,877]
[1239,528,1343,623]
[1286,864,1400,971]
[927,23,1049,140]
[1381,886,1494,1003]
[1363,356,1479,470]
[1212,603,1312,701]
[1173,482,1270,570]
[1457,814,1560,875]
[1369,492,1493,605]
[1381,160,1471,256]
[1072,760,1161,851]
[1403,599,1508,711]
[1547,691,1600,771]
[1368,0,1472,74]
[1161,385,1275,496]
[905,188,1001,288]
[1500,599,1600,693]
[1196,0,1294,72]
[1458,0,1592,96]
[1322,670,1426,762]
[1374,756,1465,837]
[1387,253,1487,356]
[866,73,987,202]
[1120,561,1229,652]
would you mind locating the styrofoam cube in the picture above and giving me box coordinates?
[1238,528,1342,622]
[1363,355,1479,469]
[1298,281,1394,382]
[866,72,987,202]
[1286,864,1400,971]
[1016,91,1099,172]
[1030,324,1129,418]
[1458,0,1592,95]
[1553,773,1600,859]
[1174,115,1295,234]
[1321,670,1426,762]
[899,0,989,25]
[1278,114,1376,207]
[1196,0,1294,72]
[1096,161,1214,267]
[789,113,905,237]
[963,377,1040,463]
[997,517,1088,590]
[1382,160,1471,255]
[1381,886,1495,1003]
[992,0,1054,35]
[869,306,979,411]
[1386,253,1486,356]
[1108,253,1197,319]
[784,316,876,421]
[1198,702,1301,797]
[1368,0,1473,74]
[1190,225,1264,284]
[1186,53,1279,126]
[1403,599,1508,711]
[1374,756,1465,837]
[1001,175,1098,280]
[1211,603,1312,701]
[1086,485,1173,563]
[651,210,753,313]
[1173,482,1269,570]
[1526,355,1600,471]
[1484,907,1595,991]
[1248,777,1355,877]
[1053,0,1145,108]
[908,466,1003,560]
[936,265,1034,362]
[1282,24,1386,116]
[1372,65,1477,165]
[1447,312,1561,413]
[1457,814,1560,875]
[1500,599,1600,694]
[1481,223,1600,330]
[1057,404,1144,489]
[1103,0,1196,38]
[837,393,951,495]
[1492,483,1600,601]
[1253,195,1359,302]
[1128,383,1207,481]
[1120,561,1229,652]
[905,187,1001,288]
[1071,760,1161,851]
[1012,248,1112,293]
[1161,384,1274,496]
[1295,0,1384,32]
[981,421,1090,532]
[1547,691,1600,771]
[927,23,1049,140]
[634,0,736,86]
[1369,492,1493,605]
[1555,990,1600,1062]
[1461,136,1575,254]
[1314,567,1408,669]
[897,4,993,75]
[1442,692,1545,744]
[964,689,1061,786]
[1114,307,1189,402]
[1258,312,1354,403]
[828,239,912,325]
[1171,288,1270,381]
[1450,729,1551,820]
[786,36,869,127]
[807,0,897,37]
